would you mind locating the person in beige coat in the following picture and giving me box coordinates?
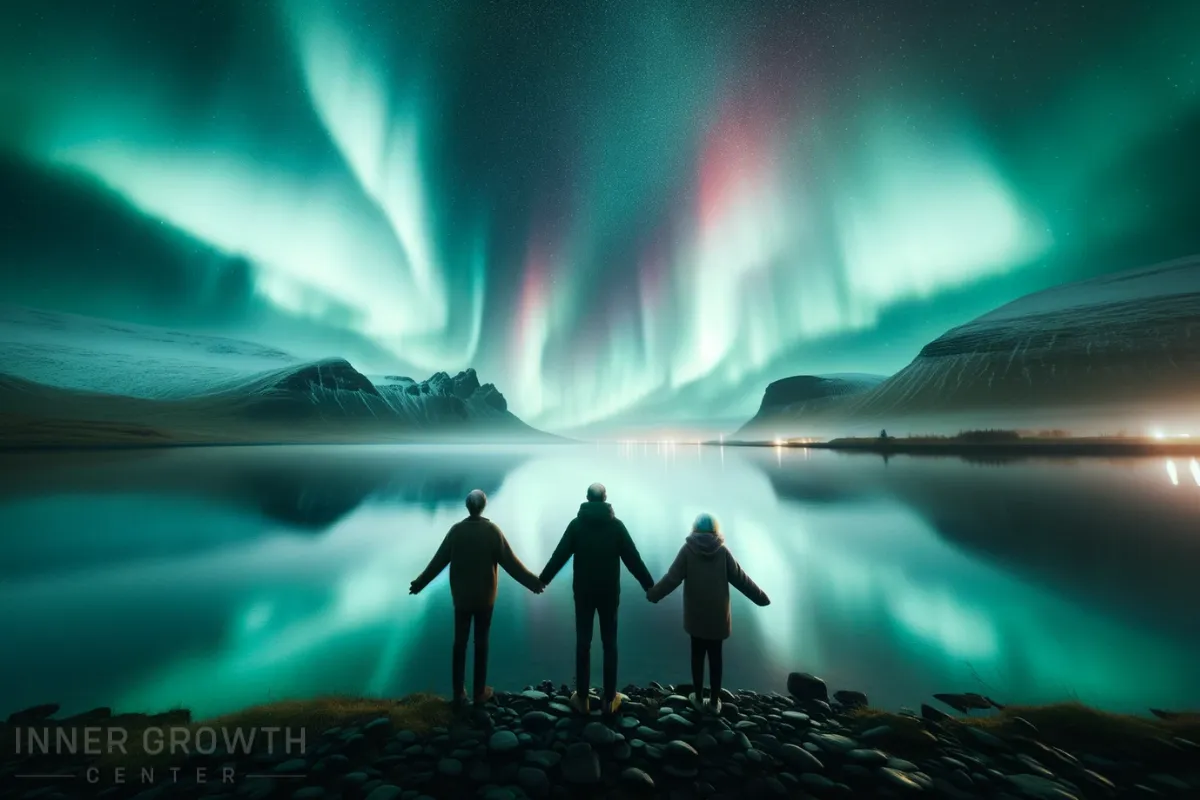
[646,513,770,712]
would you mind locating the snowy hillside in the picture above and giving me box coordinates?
[737,373,885,437]
[737,255,1200,438]
[0,306,552,445]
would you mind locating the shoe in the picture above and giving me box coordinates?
[711,698,723,715]
[474,686,494,705]
[569,692,590,715]
[689,692,705,711]
[605,693,626,715]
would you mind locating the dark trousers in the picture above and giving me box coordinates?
[575,595,619,702]
[690,636,724,700]
[452,605,494,699]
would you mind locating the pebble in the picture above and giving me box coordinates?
[488,730,520,753]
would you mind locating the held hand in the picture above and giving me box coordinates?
[409,581,420,595]
[532,580,545,595]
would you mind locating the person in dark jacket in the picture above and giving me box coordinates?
[539,483,655,715]
[410,489,543,707]
[646,512,769,713]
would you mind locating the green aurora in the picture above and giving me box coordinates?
[1,0,1198,431]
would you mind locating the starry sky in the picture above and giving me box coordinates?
[2,0,1198,432]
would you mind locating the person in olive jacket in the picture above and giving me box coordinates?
[410,489,543,707]
[539,483,655,715]
[646,512,770,713]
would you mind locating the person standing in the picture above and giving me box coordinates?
[646,513,770,713]
[539,483,655,715]
[410,489,543,707]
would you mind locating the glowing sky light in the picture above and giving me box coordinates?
[2,0,1199,430]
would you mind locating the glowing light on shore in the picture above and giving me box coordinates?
[1165,459,1179,486]
[1190,459,1200,487]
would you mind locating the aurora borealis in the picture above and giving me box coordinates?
[2,1,1199,431]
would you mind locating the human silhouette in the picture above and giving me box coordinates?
[539,483,654,715]
[646,512,770,713]
[410,489,543,707]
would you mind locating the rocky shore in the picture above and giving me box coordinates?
[2,674,1198,800]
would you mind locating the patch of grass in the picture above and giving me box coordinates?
[200,692,452,736]
[958,702,1200,757]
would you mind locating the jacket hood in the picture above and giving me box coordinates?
[686,530,725,557]
[578,501,615,519]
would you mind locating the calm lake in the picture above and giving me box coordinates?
[1,443,1198,720]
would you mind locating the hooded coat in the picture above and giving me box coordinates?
[539,500,654,603]
[646,530,769,640]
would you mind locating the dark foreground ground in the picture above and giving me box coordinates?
[2,675,1198,800]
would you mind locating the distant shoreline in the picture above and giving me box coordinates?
[714,437,1200,457]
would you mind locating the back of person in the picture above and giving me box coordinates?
[678,533,735,641]
[446,516,504,611]
[568,501,635,600]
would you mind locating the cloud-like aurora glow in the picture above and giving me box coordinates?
[1,0,1198,431]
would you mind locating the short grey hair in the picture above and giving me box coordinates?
[586,482,607,502]
[693,513,720,534]
[465,489,487,516]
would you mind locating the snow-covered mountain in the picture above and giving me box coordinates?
[0,305,553,446]
[738,254,1200,438]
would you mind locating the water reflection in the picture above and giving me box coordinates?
[0,445,1198,721]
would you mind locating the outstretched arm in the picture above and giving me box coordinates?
[646,546,687,602]
[497,530,544,594]
[618,522,655,590]
[410,531,453,594]
[726,550,770,606]
[538,523,576,586]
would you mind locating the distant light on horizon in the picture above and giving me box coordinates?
[1166,459,1179,486]
[1190,458,1200,486]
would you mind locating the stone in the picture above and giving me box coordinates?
[664,764,699,778]
[812,733,859,752]
[779,743,824,772]
[963,726,1008,750]
[800,773,837,793]
[488,730,520,753]
[921,703,954,723]
[517,767,550,798]
[6,703,60,724]
[521,711,556,731]
[1006,774,1080,799]
[520,690,549,702]
[660,713,695,730]
[833,690,868,709]
[786,672,829,703]
[274,759,307,774]
[560,743,600,784]
[665,740,699,760]
[847,748,889,766]
[524,749,561,769]
[436,758,462,777]
[363,717,393,738]
[860,724,894,742]
[879,767,925,792]
[291,788,325,800]
[581,721,615,746]
[782,710,811,725]
[364,788,403,800]
[619,766,655,789]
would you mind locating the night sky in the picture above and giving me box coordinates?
[2,1,1198,430]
